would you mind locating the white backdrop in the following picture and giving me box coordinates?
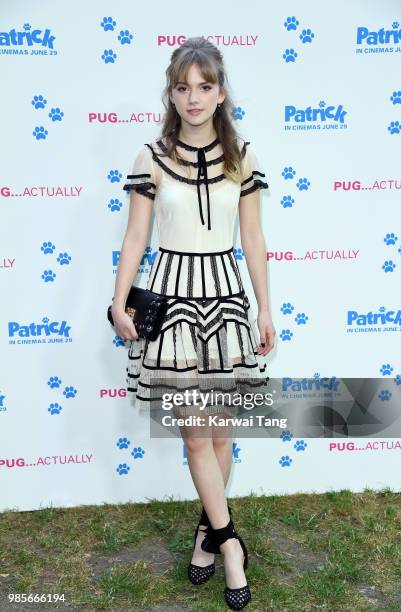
[1,0,401,512]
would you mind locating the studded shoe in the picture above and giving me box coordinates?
[202,517,251,610]
[187,505,232,585]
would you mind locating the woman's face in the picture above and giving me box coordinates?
[170,63,225,127]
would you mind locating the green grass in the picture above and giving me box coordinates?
[0,489,400,610]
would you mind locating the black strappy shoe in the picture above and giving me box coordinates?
[187,505,232,585]
[199,504,233,554]
[202,517,251,610]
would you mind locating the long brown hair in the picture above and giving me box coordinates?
[160,36,244,183]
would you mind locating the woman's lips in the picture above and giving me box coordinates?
[187,109,203,115]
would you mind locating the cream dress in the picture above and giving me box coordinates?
[123,134,270,419]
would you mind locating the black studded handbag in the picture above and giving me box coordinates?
[107,285,168,341]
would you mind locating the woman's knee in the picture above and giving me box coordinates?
[183,435,213,455]
[212,434,232,451]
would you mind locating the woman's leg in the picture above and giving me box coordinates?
[185,415,233,566]
[183,425,229,567]
[181,415,248,589]
[212,423,234,487]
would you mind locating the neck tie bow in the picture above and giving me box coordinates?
[196,148,211,231]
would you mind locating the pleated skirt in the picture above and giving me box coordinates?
[126,246,270,418]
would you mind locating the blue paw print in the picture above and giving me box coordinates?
[382,260,396,273]
[282,166,296,179]
[281,195,295,208]
[296,177,311,191]
[117,437,130,449]
[24,23,31,31]
[117,463,130,475]
[113,335,125,347]
[31,95,47,109]
[319,101,326,108]
[41,241,56,254]
[33,126,48,140]
[118,30,133,45]
[101,17,116,31]
[102,49,117,64]
[48,402,62,415]
[378,390,392,401]
[395,374,401,386]
[284,16,299,31]
[63,386,77,398]
[294,439,308,451]
[48,107,64,122]
[384,232,397,245]
[47,376,62,389]
[283,48,298,63]
[41,269,56,282]
[388,121,401,134]
[280,329,293,341]
[108,170,122,183]
[234,247,244,260]
[280,430,293,442]
[380,363,393,376]
[390,91,401,105]
[300,28,315,43]
[57,252,72,265]
[131,446,145,459]
[281,302,294,315]
[392,22,399,29]
[232,106,245,120]
[108,198,123,212]
[295,312,308,325]
[279,455,292,467]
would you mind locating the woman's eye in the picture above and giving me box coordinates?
[176,85,212,92]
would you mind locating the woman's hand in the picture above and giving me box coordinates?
[111,305,139,342]
[256,310,276,356]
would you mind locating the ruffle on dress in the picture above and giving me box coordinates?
[126,292,269,418]
[240,143,269,197]
[123,145,157,200]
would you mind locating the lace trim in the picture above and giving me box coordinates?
[145,144,226,186]
[240,179,269,197]
[156,139,224,167]
[127,173,152,179]
[241,170,267,187]
[123,177,156,199]
[175,136,220,151]
[123,186,155,200]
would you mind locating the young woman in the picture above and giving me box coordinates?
[112,36,275,610]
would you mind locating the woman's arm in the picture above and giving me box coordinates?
[239,190,275,355]
[239,190,270,312]
[111,191,154,341]
[113,191,154,310]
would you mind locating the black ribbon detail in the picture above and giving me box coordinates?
[196,148,211,230]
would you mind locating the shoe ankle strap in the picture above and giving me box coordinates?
[210,518,238,547]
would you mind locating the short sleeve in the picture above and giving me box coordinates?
[123,145,157,200]
[240,142,269,197]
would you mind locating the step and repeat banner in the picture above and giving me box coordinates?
[1,0,400,512]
